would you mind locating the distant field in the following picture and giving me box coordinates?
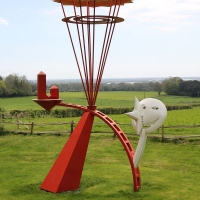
[0,91,200,111]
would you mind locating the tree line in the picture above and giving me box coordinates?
[0,74,36,97]
[49,81,162,93]
[162,77,200,97]
[49,77,200,97]
[0,74,199,98]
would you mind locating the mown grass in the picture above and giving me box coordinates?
[0,91,200,111]
[1,92,200,199]
[0,134,199,200]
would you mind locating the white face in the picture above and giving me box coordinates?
[126,97,167,134]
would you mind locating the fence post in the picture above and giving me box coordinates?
[70,120,74,135]
[16,116,19,129]
[161,125,164,141]
[30,122,34,135]
[28,113,30,123]
[113,120,117,138]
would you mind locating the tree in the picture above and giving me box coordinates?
[179,80,200,97]
[4,74,32,97]
[0,80,6,97]
[154,82,162,95]
[162,77,183,95]
[30,82,37,93]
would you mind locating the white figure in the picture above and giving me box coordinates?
[125,97,167,168]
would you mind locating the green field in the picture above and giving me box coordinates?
[0,91,200,111]
[1,91,200,137]
[0,134,199,200]
[1,107,200,137]
[0,92,200,199]
[2,107,200,137]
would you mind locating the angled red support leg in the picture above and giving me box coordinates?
[40,111,94,193]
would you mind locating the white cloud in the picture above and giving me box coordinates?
[0,17,9,26]
[120,0,200,31]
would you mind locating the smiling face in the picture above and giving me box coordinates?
[126,97,167,134]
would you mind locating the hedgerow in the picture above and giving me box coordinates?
[3,105,192,119]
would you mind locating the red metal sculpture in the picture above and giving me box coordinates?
[33,0,141,193]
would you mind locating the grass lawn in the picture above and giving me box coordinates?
[0,134,199,200]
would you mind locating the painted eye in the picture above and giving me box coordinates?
[142,104,146,109]
[152,106,159,110]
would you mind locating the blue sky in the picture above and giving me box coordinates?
[0,0,200,80]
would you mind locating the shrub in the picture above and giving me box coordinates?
[0,125,9,136]
[0,107,5,112]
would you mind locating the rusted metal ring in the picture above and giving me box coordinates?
[62,15,124,24]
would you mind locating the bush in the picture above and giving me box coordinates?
[166,105,192,111]
[0,107,5,112]
[0,125,9,136]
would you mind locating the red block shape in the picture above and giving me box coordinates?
[33,99,62,111]
[40,111,94,193]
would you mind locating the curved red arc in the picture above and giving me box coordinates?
[58,102,141,191]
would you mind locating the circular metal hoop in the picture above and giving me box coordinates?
[62,15,124,24]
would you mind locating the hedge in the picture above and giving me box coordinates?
[3,104,193,118]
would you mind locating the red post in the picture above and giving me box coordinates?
[37,71,48,99]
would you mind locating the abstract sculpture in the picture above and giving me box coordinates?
[32,0,166,194]
[126,97,167,168]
